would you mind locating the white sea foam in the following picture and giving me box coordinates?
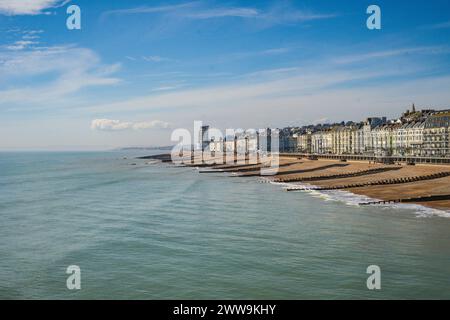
[266,179,450,218]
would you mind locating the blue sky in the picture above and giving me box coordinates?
[1,0,450,150]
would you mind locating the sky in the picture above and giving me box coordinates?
[0,0,450,150]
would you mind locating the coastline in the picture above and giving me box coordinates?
[266,157,450,210]
[269,180,450,218]
[143,153,450,214]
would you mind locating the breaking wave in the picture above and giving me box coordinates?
[266,178,450,218]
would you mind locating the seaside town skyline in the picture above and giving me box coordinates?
[2,0,450,303]
[197,105,450,162]
[1,0,450,150]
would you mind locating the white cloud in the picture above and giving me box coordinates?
[23,30,44,35]
[0,45,121,105]
[88,67,401,115]
[22,35,40,40]
[0,0,69,15]
[132,120,171,129]
[21,30,44,40]
[102,2,196,17]
[2,29,43,50]
[102,2,336,25]
[91,119,132,131]
[81,59,450,132]
[5,40,38,50]
[183,7,259,19]
[334,46,450,64]
[142,55,171,63]
[91,119,171,131]
[151,85,182,92]
[106,3,260,20]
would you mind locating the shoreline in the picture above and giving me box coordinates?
[141,153,450,212]
[268,179,450,218]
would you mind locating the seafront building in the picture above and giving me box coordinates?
[202,106,450,161]
[422,110,450,157]
[292,106,450,159]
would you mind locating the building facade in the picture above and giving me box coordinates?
[203,107,450,160]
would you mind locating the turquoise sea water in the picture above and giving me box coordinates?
[0,151,450,299]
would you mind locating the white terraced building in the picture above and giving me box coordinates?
[311,130,333,154]
[422,110,450,157]
[294,108,450,158]
[202,107,450,159]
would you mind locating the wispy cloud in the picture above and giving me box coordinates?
[142,55,172,63]
[2,29,44,51]
[21,29,44,40]
[78,39,450,132]
[333,46,450,64]
[258,7,338,24]
[220,47,290,63]
[102,2,197,17]
[420,20,450,30]
[151,85,183,92]
[87,68,450,130]
[23,30,44,35]
[5,40,38,50]
[0,0,70,15]
[183,7,259,19]
[86,65,418,114]
[125,55,174,63]
[91,119,171,131]
[22,35,40,40]
[0,45,121,105]
[102,1,337,26]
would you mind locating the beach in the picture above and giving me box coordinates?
[171,154,450,211]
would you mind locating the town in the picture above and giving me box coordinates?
[203,105,450,164]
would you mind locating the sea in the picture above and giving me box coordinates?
[0,151,449,299]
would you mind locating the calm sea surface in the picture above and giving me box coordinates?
[0,151,449,299]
